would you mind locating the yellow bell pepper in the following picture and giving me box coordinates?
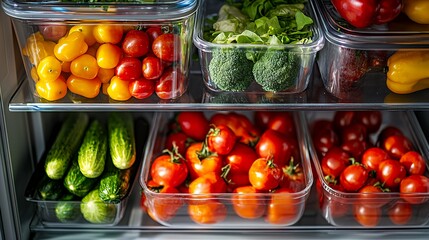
[386,50,429,94]
[403,0,429,24]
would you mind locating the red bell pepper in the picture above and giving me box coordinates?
[330,0,403,28]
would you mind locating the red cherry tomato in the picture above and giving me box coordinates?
[341,122,368,143]
[150,148,188,188]
[115,57,142,81]
[222,143,258,188]
[333,111,355,132]
[232,185,265,219]
[155,66,186,99]
[152,33,179,62]
[248,157,282,191]
[354,204,381,227]
[352,111,382,133]
[358,185,386,207]
[188,172,227,197]
[382,135,413,159]
[142,56,164,80]
[341,139,370,161]
[188,200,227,224]
[400,175,429,204]
[376,126,403,147]
[399,151,426,176]
[388,201,413,225]
[128,78,155,99]
[176,112,209,141]
[255,129,299,168]
[185,142,223,180]
[378,159,407,189]
[279,159,306,192]
[361,147,389,172]
[254,111,274,131]
[311,121,339,158]
[321,147,351,179]
[266,112,296,137]
[146,26,163,44]
[339,164,369,192]
[122,29,150,57]
[145,181,183,222]
[207,124,237,155]
[165,132,189,156]
[266,187,299,225]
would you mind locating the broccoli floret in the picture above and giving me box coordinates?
[208,48,255,91]
[252,49,300,92]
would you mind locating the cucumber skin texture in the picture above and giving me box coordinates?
[37,176,66,200]
[80,189,117,224]
[44,113,89,180]
[108,113,136,170]
[98,163,131,204]
[64,160,98,198]
[78,120,108,178]
[55,192,81,223]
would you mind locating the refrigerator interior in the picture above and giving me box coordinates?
[2,3,429,240]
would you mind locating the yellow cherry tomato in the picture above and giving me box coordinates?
[86,42,100,57]
[93,24,123,44]
[35,75,67,101]
[66,74,102,98]
[107,75,132,101]
[54,31,88,62]
[96,43,122,69]
[69,25,97,46]
[70,54,99,80]
[61,61,71,73]
[37,56,62,82]
[23,36,56,66]
[97,68,115,83]
[102,82,109,95]
[30,66,39,82]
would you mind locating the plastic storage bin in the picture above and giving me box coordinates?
[1,0,198,102]
[140,111,313,228]
[193,0,324,94]
[24,113,150,226]
[312,0,429,100]
[304,110,429,227]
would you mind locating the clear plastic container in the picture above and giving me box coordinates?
[311,0,429,100]
[140,111,313,228]
[193,0,324,94]
[24,114,150,226]
[1,0,198,101]
[304,110,429,227]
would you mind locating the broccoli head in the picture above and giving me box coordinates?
[252,49,300,92]
[208,48,255,92]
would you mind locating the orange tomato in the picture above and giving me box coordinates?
[185,142,223,180]
[69,25,96,46]
[36,56,62,82]
[35,75,67,101]
[54,31,88,62]
[93,24,124,44]
[232,186,265,219]
[70,54,99,80]
[96,43,122,69]
[66,74,101,98]
[97,68,115,83]
[107,76,132,101]
[266,187,299,225]
[61,61,71,73]
[188,200,227,225]
[145,181,183,222]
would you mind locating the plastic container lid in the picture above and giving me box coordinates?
[311,0,429,49]
[1,0,198,21]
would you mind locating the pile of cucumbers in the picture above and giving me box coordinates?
[36,112,138,224]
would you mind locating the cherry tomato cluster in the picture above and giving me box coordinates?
[141,111,307,225]
[23,23,186,101]
[312,111,429,227]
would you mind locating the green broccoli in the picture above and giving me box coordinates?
[252,49,300,92]
[208,48,255,92]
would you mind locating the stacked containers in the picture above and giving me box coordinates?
[312,0,429,100]
[1,0,198,102]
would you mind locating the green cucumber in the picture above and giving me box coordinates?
[63,160,98,197]
[80,189,117,224]
[108,112,136,170]
[98,158,131,204]
[78,119,108,178]
[44,113,89,180]
[37,175,66,200]
[55,192,81,223]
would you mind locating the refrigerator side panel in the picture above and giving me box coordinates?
[0,9,34,240]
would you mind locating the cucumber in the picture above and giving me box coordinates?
[44,113,89,180]
[81,189,117,224]
[64,160,98,197]
[37,175,66,200]
[98,158,131,204]
[78,119,108,178]
[108,112,136,170]
[55,192,81,223]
